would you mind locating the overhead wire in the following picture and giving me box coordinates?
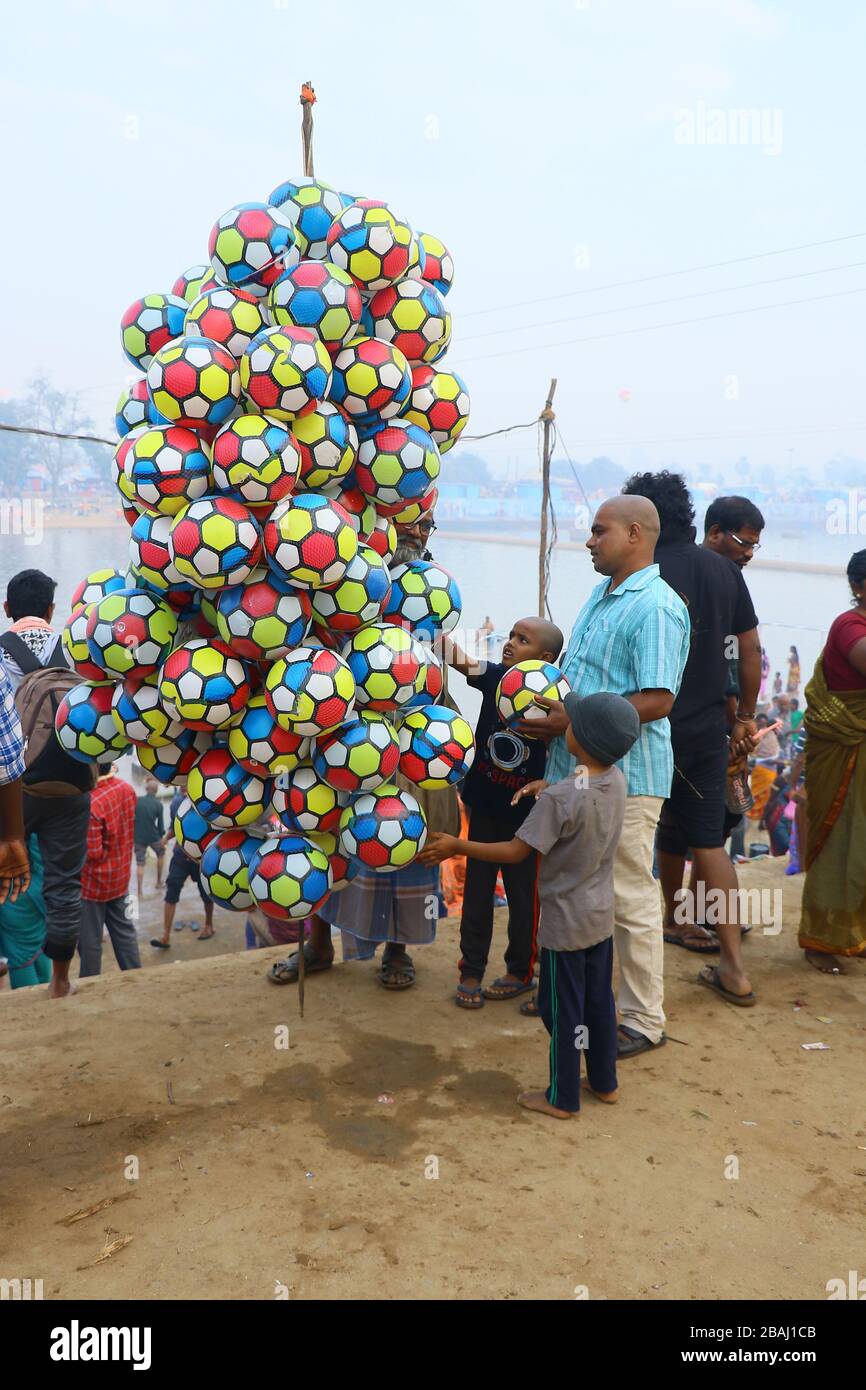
[457,260,866,344]
[460,231,866,318]
[0,421,114,447]
[451,284,866,366]
[552,427,591,513]
[462,419,539,441]
[456,418,866,455]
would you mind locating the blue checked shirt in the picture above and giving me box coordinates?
[545,564,689,797]
[0,655,25,786]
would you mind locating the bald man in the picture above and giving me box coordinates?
[521,495,690,1056]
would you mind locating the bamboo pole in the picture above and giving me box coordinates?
[296,78,318,1016]
[300,81,316,179]
[538,378,558,617]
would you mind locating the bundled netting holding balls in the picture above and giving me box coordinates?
[76,169,471,906]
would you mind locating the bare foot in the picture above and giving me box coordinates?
[714,963,753,998]
[518,1090,577,1120]
[581,1081,618,1104]
[805,949,846,975]
[47,977,77,999]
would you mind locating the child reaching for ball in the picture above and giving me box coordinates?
[420,692,638,1118]
[438,616,563,1010]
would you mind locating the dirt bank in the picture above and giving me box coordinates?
[1,857,863,1301]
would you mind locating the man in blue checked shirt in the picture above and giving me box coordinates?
[0,655,30,909]
[520,495,689,1057]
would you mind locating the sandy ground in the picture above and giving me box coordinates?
[1,856,864,1302]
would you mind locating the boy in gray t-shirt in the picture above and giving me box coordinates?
[422,692,639,1118]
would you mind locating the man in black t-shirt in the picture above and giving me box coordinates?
[441,616,563,1009]
[703,495,766,854]
[622,473,761,1008]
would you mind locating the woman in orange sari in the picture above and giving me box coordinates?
[799,551,866,973]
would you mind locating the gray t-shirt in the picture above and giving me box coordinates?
[515,767,626,951]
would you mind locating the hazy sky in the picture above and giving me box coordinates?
[2,0,864,478]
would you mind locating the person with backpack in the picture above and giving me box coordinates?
[0,570,95,1000]
[0,654,29,913]
[1,570,65,689]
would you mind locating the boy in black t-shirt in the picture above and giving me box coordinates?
[441,617,563,1009]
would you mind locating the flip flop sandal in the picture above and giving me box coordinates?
[617,1025,667,1057]
[150,939,170,950]
[268,944,334,986]
[456,983,484,1009]
[378,953,416,991]
[173,920,186,932]
[697,965,756,1007]
[519,992,540,1017]
[663,928,720,955]
[483,976,535,1000]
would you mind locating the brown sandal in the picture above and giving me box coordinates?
[378,951,415,990]
[268,943,333,985]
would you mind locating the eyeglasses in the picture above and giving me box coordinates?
[727,531,761,552]
[401,519,437,537]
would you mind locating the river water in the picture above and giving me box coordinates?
[0,524,847,727]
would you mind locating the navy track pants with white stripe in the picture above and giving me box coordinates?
[537,939,618,1112]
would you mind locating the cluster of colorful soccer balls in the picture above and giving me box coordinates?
[52,178,489,921]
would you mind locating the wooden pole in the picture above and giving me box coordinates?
[300,81,316,179]
[296,78,318,1019]
[538,378,558,617]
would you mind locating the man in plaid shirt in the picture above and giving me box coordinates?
[78,764,141,977]
[0,655,29,909]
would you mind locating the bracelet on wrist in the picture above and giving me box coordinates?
[736,711,756,721]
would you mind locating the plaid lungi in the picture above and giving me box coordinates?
[319,863,443,961]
